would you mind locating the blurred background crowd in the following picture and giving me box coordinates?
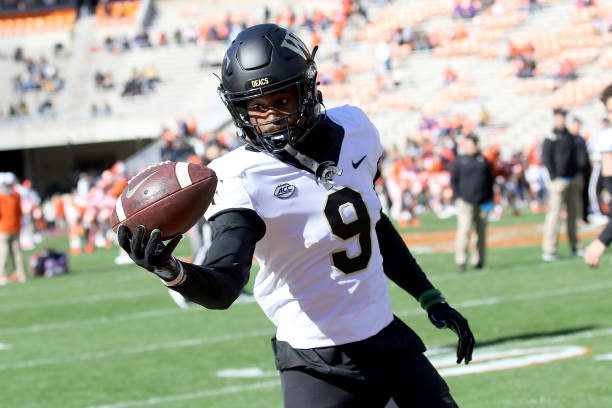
[0,0,610,280]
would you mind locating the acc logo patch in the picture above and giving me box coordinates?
[274,183,296,199]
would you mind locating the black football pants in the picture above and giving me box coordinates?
[279,353,458,408]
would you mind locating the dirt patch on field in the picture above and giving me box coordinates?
[401,222,602,253]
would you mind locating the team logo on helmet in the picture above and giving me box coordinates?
[250,77,270,88]
[280,31,309,61]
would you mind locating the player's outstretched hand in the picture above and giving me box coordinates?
[584,239,606,268]
[427,303,475,365]
[117,224,183,280]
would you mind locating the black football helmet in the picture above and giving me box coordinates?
[218,24,322,154]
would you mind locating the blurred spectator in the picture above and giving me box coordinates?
[53,42,66,58]
[122,69,144,97]
[13,47,23,62]
[11,54,65,94]
[554,58,577,81]
[37,99,54,116]
[143,66,161,90]
[479,105,491,127]
[443,66,459,86]
[158,31,169,46]
[411,29,432,50]
[134,31,152,47]
[121,67,161,97]
[516,56,536,78]
[330,52,348,83]
[524,140,549,213]
[375,37,392,74]
[450,134,494,271]
[453,0,478,19]
[17,179,41,250]
[94,71,115,89]
[541,109,583,262]
[263,5,271,23]
[18,100,29,116]
[0,173,26,285]
[569,117,592,222]
[508,41,534,61]
[173,28,183,44]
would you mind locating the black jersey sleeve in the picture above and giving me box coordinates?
[169,209,266,309]
[375,212,436,299]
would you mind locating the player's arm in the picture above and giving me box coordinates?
[118,209,265,310]
[375,211,435,298]
[375,212,475,364]
[585,174,612,267]
[171,209,265,308]
[597,218,612,246]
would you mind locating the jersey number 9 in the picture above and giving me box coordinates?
[324,187,372,274]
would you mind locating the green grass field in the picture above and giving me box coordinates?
[1,217,611,408]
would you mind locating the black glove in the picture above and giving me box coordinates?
[117,224,183,281]
[427,302,475,365]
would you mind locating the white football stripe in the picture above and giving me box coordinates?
[595,353,612,361]
[115,197,126,222]
[175,162,192,188]
[437,345,590,377]
[87,380,280,408]
[0,329,271,371]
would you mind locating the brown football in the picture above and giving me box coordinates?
[111,161,217,240]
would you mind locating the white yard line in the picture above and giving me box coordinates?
[0,288,161,313]
[595,353,612,361]
[0,272,146,295]
[2,281,611,338]
[0,270,465,313]
[0,308,182,335]
[0,261,556,314]
[395,280,612,317]
[87,328,612,408]
[0,329,271,371]
[87,380,281,408]
[2,322,612,374]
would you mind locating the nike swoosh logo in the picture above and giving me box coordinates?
[352,155,367,169]
[125,172,157,199]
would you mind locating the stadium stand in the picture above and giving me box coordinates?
[0,0,609,259]
[0,0,610,195]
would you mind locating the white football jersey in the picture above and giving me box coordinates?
[594,128,612,154]
[205,105,393,348]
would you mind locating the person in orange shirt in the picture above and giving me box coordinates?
[0,173,26,285]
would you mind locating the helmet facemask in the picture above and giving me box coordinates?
[219,61,321,154]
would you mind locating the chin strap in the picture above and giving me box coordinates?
[282,144,342,190]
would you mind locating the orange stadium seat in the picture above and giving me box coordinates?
[598,50,612,70]
[96,1,139,27]
[0,9,76,36]
[514,78,557,95]
[472,11,527,30]
[547,78,609,108]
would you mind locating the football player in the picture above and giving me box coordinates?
[584,82,612,267]
[118,24,475,407]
